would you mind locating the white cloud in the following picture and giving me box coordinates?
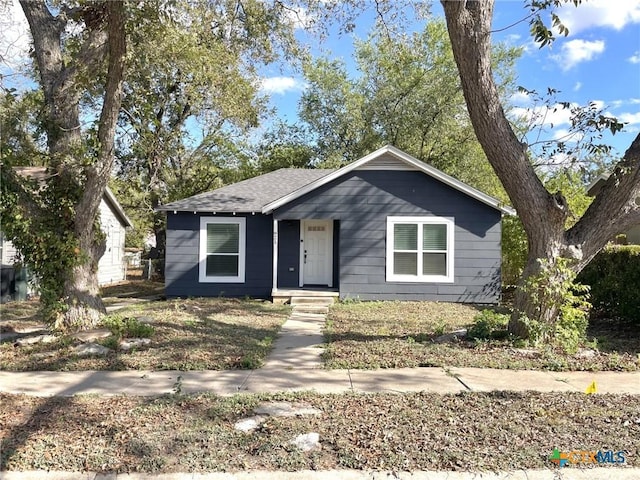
[573,81,582,91]
[611,98,640,108]
[552,39,605,71]
[557,0,640,34]
[260,76,307,95]
[510,103,578,129]
[509,90,531,105]
[0,0,31,70]
[629,51,640,64]
[552,128,570,140]
[618,112,640,125]
[282,5,312,30]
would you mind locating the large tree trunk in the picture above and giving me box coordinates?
[21,1,126,330]
[441,0,640,338]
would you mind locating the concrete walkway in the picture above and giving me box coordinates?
[0,297,639,397]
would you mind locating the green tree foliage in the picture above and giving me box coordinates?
[299,19,520,197]
[577,245,640,323]
[253,122,316,174]
[503,170,595,286]
[0,0,310,328]
[0,91,47,167]
[113,0,299,252]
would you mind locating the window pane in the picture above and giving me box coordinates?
[423,224,447,250]
[423,253,447,275]
[207,223,239,254]
[394,252,417,275]
[206,255,239,276]
[394,224,417,250]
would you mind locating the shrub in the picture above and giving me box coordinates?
[577,244,640,322]
[102,314,155,339]
[501,216,527,287]
[467,310,509,340]
[518,258,590,353]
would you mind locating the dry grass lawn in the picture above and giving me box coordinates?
[0,296,289,371]
[1,391,637,473]
[324,301,640,371]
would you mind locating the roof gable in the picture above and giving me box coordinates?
[262,145,515,215]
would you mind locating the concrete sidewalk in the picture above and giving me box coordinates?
[0,366,638,397]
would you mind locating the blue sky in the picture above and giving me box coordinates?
[260,0,640,160]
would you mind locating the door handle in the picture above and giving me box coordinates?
[304,250,307,264]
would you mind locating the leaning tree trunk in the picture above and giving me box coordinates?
[61,1,126,329]
[21,1,127,330]
[441,0,640,339]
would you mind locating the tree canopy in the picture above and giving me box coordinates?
[298,18,519,198]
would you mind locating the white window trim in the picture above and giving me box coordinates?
[199,217,246,283]
[386,216,454,283]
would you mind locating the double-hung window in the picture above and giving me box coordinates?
[386,216,454,283]
[199,217,246,283]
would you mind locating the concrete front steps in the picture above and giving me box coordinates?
[272,289,338,305]
[290,296,334,315]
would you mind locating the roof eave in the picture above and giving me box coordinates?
[156,207,258,215]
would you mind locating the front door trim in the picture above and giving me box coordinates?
[299,219,333,287]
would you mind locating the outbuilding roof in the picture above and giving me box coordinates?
[13,166,133,228]
[158,145,515,215]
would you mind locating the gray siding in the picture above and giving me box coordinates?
[274,170,501,303]
[165,213,273,298]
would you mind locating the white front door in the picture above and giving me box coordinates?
[301,220,333,286]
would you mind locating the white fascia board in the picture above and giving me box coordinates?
[104,186,134,228]
[262,144,516,216]
[586,173,610,197]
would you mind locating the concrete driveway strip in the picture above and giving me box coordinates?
[262,312,326,370]
[348,367,465,394]
[0,370,145,396]
[177,370,252,395]
[449,367,640,394]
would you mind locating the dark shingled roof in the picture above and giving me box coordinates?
[157,168,335,213]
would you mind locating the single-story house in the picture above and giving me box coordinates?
[1,167,133,287]
[587,173,640,244]
[159,145,514,303]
